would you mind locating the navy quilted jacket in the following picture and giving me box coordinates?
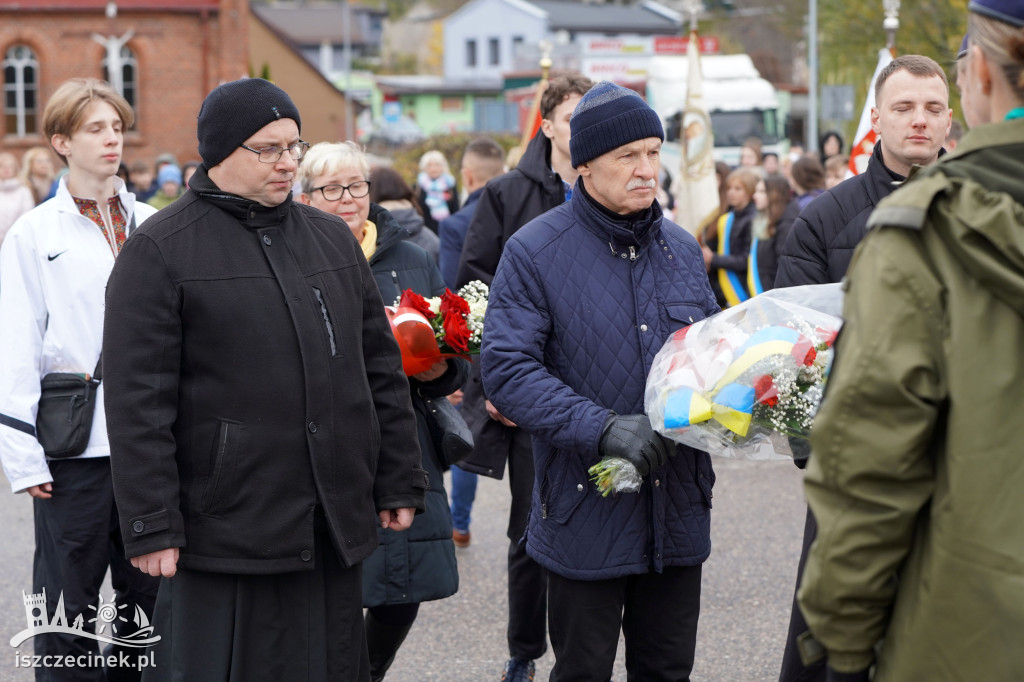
[481,182,719,580]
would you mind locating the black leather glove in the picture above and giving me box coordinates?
[598,414,672,478]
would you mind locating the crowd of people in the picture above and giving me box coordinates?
[1,1,1023,680]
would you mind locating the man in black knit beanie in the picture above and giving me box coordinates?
[103,79,426,682]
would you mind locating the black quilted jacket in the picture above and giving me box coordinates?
[775,143,905,287]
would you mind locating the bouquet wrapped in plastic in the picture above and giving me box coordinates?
[589,285,844,496]
[645,284,843,461]
[386,281,488,376]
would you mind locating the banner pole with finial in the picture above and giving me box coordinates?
[680,0,701,202]
[519,40,553,150]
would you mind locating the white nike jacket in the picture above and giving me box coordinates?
[0,177,156,492]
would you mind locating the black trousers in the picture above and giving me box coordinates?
[143,535,368,682]
[32,458,160,682]
[547,565,702,682]
[778,506,826,682]
[507,427,548,661]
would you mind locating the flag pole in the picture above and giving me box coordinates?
[808,0,818,154]
[883,0,901,54]
[846,1,899,176]
[519,41,552,150]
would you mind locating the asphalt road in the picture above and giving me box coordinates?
[0,457,806,681]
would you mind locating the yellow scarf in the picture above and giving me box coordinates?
[360,219,378,260]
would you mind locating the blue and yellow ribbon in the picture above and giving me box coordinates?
[716,212,750,308]
[661,325,811,438]
[713,326,800,391]
[664,382,756,437]
[748,237,765,296]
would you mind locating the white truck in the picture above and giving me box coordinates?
[646,53,783,169]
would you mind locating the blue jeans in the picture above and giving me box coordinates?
[449,464,478,532]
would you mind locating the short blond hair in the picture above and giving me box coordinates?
[43,79,133,163]
[296,141,370,195]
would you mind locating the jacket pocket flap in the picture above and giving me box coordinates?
[664,303,704,326]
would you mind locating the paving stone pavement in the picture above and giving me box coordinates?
[0,457,805,681]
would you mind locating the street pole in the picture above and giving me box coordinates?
[343,0,354,142]
[807,0,818,153]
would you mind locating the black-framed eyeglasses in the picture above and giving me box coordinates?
[239,140,310,164]
[312,181,371,201]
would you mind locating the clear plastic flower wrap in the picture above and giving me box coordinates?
[644,284,844,461]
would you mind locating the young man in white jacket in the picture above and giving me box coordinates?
[0,78,159,681]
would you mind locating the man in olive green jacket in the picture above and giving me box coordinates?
[798,117,1024,680]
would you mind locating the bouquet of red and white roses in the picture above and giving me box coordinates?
[386,281,488,376]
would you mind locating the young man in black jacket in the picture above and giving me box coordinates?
[103,79,426,682]
[455,72,593,682]
[774,55,951,682]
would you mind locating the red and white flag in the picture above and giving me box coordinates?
[848,48,894,176]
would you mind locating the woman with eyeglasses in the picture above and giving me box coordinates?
[298,141,466,681]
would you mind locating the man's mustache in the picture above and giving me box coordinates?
[627,178,656,190]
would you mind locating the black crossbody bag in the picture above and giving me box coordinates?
[36,357,102,459]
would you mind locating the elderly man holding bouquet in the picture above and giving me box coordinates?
[481,81,720,681]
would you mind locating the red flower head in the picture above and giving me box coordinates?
[791,337,817,366]
[439,288,471,321]
[754,375,779,407]
[442,310,472,353]
[399,289,434,320]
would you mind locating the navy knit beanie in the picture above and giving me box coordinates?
[569,81,664,168]
[968,0,1024,26]
[196,78,302,169]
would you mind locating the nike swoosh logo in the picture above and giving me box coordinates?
[47,251,67,261]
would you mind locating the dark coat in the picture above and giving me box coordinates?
[103,166,427,575]
[756,189,824,292]
[775,144,904,287]
[438,188,483,290]
[710,200,756,276]
[751,233,781,293]
[362,203,465,606]
[481,182,719,580]
[380,202,440,264]
[775,188,825,258]
[455,132,568,480]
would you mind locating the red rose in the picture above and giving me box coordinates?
[442,311,472,353]
[439,288,470,320]
[399,289,434,320]
[754,375,779,407]
[791,338,816,366]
